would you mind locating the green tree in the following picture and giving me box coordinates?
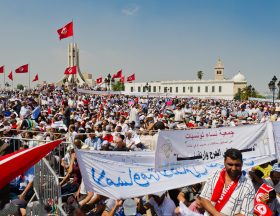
[234,85,265,100]
[4,82,10,87]
[197,71,203,80]
[17,84,24,90]
[112,81,124,91]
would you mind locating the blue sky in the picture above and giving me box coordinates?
[0,0,280,92]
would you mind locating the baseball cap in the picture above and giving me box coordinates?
[272,163,280,172]
[123,198,136,216]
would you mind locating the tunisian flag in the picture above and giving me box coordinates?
[15,64,28,73]
[57,21,73,40]
[0,66,4,73]
[127,73,135,82]
[112,70,122,78]
[120,76,125,83]
[64,66,77,75]
[0,139,63,189]
[32,74,39,82]
[96,77,102,84]
[8,71,13,81]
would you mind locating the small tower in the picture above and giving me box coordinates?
[64,43,85,84]
[214,58,224,80]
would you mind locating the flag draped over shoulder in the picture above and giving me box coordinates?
[127,73,135,82]
[0,139,63,189]
[64,66,77,75]
[32,74,39,82]
[8,71,13,81]
[0,66,4,73]
[112,70,122,78]
[15,64,28,73]
[57,21,73,40]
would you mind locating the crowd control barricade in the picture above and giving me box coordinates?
[34,157,67,216]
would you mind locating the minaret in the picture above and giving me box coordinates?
[214,58,224,80]
[65,43,85,84]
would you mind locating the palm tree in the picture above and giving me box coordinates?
[197,71,203,80]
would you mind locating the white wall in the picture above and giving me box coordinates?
[125,81,235,100]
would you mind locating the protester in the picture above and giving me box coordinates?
[200,148,255,215]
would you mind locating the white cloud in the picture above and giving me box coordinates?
[122,5,139,16]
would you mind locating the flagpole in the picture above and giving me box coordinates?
[72,19,76,88]
[72,19,75,44]
[29,63,30,89]
[3,69,5,89]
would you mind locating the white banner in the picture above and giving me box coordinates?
[273,121,280,157]
[76,150,275,200]
[248,97,280,103]
[155,122,275,170]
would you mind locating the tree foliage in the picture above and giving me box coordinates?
[197,71,203,80]
[234,85,265,100]
[112,81,124,91]
[17,84,24,90]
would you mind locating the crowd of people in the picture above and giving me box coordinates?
[0,84,280,216]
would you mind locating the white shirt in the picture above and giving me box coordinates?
[129,107,140,127]
[174,109,185,122]
[200,170,255,216]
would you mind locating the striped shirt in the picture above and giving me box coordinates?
[200,170,255,216]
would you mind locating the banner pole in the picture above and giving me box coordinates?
[3,68,5,89]
[29,63,30,89]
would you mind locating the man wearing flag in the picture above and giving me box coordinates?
[200,148,255,216]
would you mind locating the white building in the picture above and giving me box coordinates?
[124,59,247,100]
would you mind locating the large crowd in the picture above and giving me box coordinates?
[0,84,280,216]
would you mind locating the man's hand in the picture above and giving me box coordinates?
[18,193,25,201]
[115,199,123,207]
[177,192,186,203]
[74,191,80,199]
[260,193,269,203]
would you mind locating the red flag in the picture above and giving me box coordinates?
[127,73,135,82]
[112,70,122,78]
[96,77,102,84]
[57,21,73,40]
[15,64,28,73]
[64,66,77,75]
[0,66,4,73]
[8,71,13,81]
[0,139,63,189]
[120,76,125,83]
[32,74,39,82]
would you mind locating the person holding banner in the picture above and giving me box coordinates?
[200,148,255,216]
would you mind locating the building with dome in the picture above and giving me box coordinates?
[124,59,247,99]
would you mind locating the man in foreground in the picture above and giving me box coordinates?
[200,148,255,216]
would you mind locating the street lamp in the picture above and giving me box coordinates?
[278,81,280,100]
[268,76,278,106]
[104,74,115,91]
